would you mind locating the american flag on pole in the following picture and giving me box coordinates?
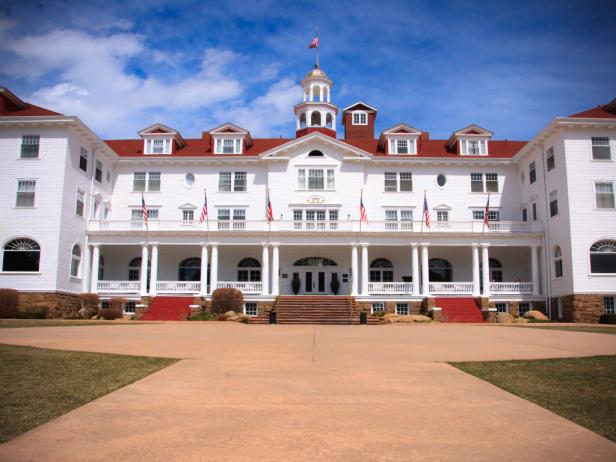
[199,190,208,224]
[309,35,319,48]
[483,193,490,229]
[266,190,274,223]
[141,192,148,225]
[359,191,368,223]
[423,191,431,228]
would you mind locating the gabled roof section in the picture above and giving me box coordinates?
[378,123,422,149]
[0,86,62,117]
[260,131,373,159]
[342,101,378,113]
[569,98,616,119]
[138,123,187,148]
[446,124,493,149]
[209,122,253,147]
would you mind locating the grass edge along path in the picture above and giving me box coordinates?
[0,343,179,443]
[0,319,154,328]
[450,355,616,443]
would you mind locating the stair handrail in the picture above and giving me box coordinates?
[347,269,354,325]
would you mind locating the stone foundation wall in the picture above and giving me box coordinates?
[258,301,274,316]
[410,301,422,315]
[560,294,606,323]
[18,292,82,318]
[356,302,371,313]
[421,297,435,313]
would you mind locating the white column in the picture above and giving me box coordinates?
[360,244,369,296]
[210,244,218,293]
[421,244,429,295]
[82,244,91,293]
[90,245,100,294]
[411,244,419,295]
[150,244,158,296]
[200,244,209,296]
[531,245,540,295]
[140,244,149,297]
[295,117,300,131]
[261,244,270,295]
[472,244,480,297]
[351,244,359,296]
[481,244,490,297]
[271,244,280,296]
[309,85,314,102]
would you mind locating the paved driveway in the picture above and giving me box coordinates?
[1,323,615,461]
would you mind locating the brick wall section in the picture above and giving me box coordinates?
[410,301,422,315]
[257,301,274,316]
[421,297,435,313]
[18,292,81,318]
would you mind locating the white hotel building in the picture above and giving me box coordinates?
[1,64,615,322]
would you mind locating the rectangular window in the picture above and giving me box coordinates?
[555,258,563,278]
[132,208,158,221]
[522,208,528,222]
[396,139,409,154]
[471,173,484,192]
[399,172,413,191]
[223,139,235,154]
[396,303,409,315]
[219,172,232,191]
[133,172,146,192]
[389,138,415,154]
[352,112,367,125]
[400,210,413,230]
[124,301,136,314]
[473,210,484,220]
[16,180,36,207]
[595,182,615,209]
[244,303,258,317]
[152,139,164,154]
[308,169,324,190]
[488,210,500,221]
[495,303,508,313]
[467,140,480,155]
[234,172,247,192]
[147,209,158,220]
[95,160,103,183]
[604,296,615,314]
[532,202,538,220]
[182,210,194,223]
[546,147,555,171]
[385,210,398,230]
[591,137,611,160]
[76,189,85,217]
[218,209,230,220]
[485,173,499,192]
[20,135,40,158]
[437,210,449,224]
[145,138,171,155]
[327,169,335,189]
[518,303,531,316]
[297,169,306,190]
[233,209,246,229]
[148,172,161,192]
[550,191,558,217]
[529,162,536,184]
[79,147,88,172]
[384,172,397,192]
[371,302,385,314]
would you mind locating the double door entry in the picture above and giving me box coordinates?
[293,270,338,294]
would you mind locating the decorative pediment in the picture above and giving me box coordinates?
[381,123,422,136]
[138,123,186,153]
[378,124,422,154]
[209,123,253,153]
[433,203,452,211]
[178,203,197,209]
[260,131,372,159]
[446,124,493,151]
[343,101,378,113]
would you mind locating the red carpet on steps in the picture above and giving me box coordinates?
[435,297,485,323]
[140,296,193,321]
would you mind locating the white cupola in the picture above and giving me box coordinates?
[293,64,338,137]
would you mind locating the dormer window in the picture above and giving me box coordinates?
[460,139,487,156]
[388,138,416,155]
[138,123,186,156]
[215,138,242,154]
[145,138,172,155]
[352,112,368,125]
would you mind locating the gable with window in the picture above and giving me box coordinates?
[378,124,421,155]
[591,137,611,160]
[21,135,40,158]
[210,123,252,155]
[447,125,492,156]
[139,123,186,155]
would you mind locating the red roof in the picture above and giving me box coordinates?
[568,106,616,119]
[0,87,62,117]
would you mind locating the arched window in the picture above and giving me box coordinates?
[2,238,40,272]
[311,111,322,127]
[179,257,201,281]
[429,258,452,282]
[370,258,394,282]
[300,112,307,129]
[554,246,563,278]
[70,245,81,278]
[589,240,616,274]
[325,113,333,128]
[238,257,261,281]
[308,150,324,157]
[293,257,338,267]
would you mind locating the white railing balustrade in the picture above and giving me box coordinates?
[368,282,414,294]
[97,280,140,294]
[429,282,474,294]
[156,281,200,294]
[490,282,533,294]
[217,281,262,294]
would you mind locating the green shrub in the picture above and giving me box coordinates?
[211,288,243,314]
[17,307,48,319]
[528,319,552,323]
[291,275,301,295]
[374,310,386,318]
[599,314,616,325]
[0,289,19,318]
[189,312,217,321]
[99,307,123,320]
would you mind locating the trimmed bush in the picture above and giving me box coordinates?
[599,314,616,325]
[109,297,126,312]
[211,288,243,314]
[99,307,123,320]
[17,307,48,319]
[0,289,19,318]
[80,293,100,308]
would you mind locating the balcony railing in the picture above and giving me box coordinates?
[217,281,262,294]
[429,282,474,294]
[490,282,533,294]
[156,281,200,294]
[97,280,140,294]
[89,219,543,234]
[368,282,413,294]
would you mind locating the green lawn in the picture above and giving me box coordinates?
[451,355,616,442]
[0,344,178,443]
[0,319,147,328]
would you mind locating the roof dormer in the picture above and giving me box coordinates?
[209,123,253,155]
[378,124,422,155]
[446,124,493,156]
[342,102,378,139]
[138,123,186,155]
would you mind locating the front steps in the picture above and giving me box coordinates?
[436,297,485,323]
[275,296,379,325]
[140,296,193,321]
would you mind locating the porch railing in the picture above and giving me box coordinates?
[490,282,533,294]
[429,282,474,294]
[217,281,262,294]
[368,282,413,294]
[156,281,200,294]
[97,280,140,294]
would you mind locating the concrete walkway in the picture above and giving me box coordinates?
[1,323,615,461]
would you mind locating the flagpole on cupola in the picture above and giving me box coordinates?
[315,26,319,68]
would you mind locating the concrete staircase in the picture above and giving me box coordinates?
[275,296,378,325]
[436,297,485,323]
[140,296,193,321]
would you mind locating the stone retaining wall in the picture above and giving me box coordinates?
[18,292,81,318]
[560,294,606,323]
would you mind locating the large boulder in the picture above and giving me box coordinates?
[382,313,400,324]
[496,312,514,324]
[523,310,548,321]
[382,314,432,324]
[409,315,432,323]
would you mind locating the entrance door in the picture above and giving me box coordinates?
[317,271,325,292]
[303,270,327,294]
[305,271,313,293]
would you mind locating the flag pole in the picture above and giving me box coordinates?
[142,191,149,244]
[267,188,272,243]
[204,187,210,239]
[420,190,425,234]
[482,192,490,233]
[315,26,319,68]
[359,188,363,234]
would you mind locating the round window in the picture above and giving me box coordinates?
[185,173,195,187]
[437,174,446,187]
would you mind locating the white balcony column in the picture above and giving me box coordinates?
[421,244,430,296]
[481,244,490,297]
[90,244,100,294]
[531,245,540,296]
[82,244,91,293]
[351,244,359,296]
[472,244,481,297]
[150,244,159,296]
[210,244,218,293]
[271,244,280,296]
[140,243,149,297]
[360,244,369,296]
[261,244,270,295]
[411,243,419,295]
[200,244,209,296]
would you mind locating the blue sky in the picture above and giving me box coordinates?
[1,0,615,140]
